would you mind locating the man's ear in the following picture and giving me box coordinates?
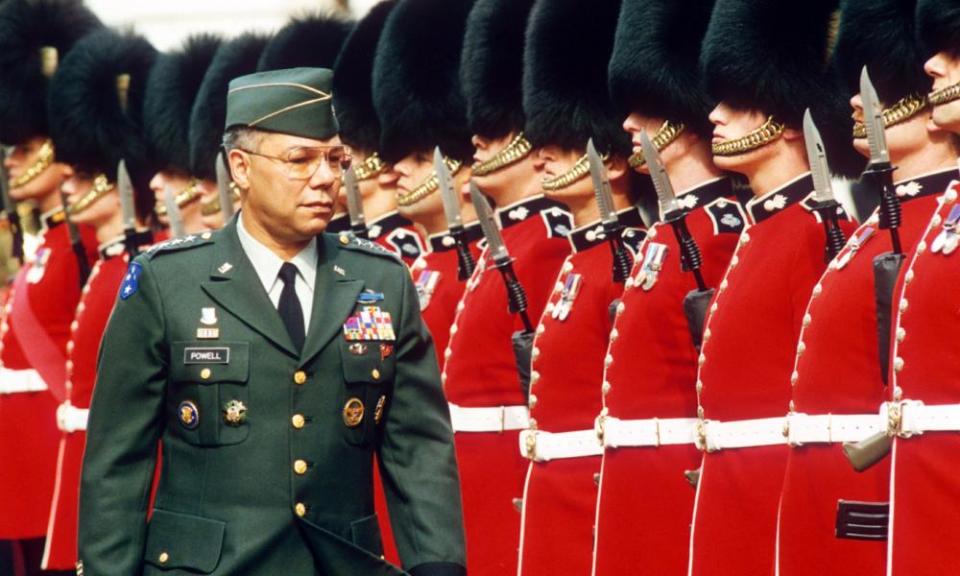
[782,126,803,142]
[226,148,251,191]
[605,154,630,183]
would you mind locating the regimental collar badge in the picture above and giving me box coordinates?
[894,169,957,203]
[497,195,567,229]
[746,173,814,224]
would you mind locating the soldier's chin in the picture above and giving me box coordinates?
[931,104,960,135]
[852,137,870,159]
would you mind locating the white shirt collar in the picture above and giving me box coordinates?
[236,212,318,294]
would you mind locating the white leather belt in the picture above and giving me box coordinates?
[602,416,700,448]
[699,417,788,451]
[899,401,960,436]
[449,403,529,433]
[518,428,602,462]
[0,367,48,394]
[785,412,884,445]
[56,401,89,433]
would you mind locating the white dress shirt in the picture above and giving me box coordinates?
[236,214,317,332]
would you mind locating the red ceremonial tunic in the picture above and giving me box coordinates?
[887,179,960,575]
[42,238,130,569]
[517,209,645,576]
[593,178,743,576]
[688,174,857,576]
[0,210,97,538]
[777,169,954,576]
[442,195,572,576]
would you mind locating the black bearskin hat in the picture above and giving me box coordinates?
[917,0,960,57]
[701,0,841,128]
[608,0,716,138]
[834,0,931,104]
[144,34,222,175]
[189,33,269,181]
[0,0,102,144]
[332,0,396,153]
[372,0,476,164]
[461,0,535,139]
[258,13,352,72]
[48,29,158,217]
[523,0,629,156]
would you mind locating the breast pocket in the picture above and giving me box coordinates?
[168,341,250,447]
[338,339,396,447]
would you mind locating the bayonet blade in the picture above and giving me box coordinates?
[215,151,235,220]
[586,139,619,226]
[117,159,137,232]
[343,164,365,230]
[640,129,679,218]
[163,185,186,238]
[860,66,890,164]
[802,109,836,203]
[434,147,463,229]
[469,180,510,264]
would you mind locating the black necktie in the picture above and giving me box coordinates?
[278,262,305,352]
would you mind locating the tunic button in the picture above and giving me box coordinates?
[371,368,381,380]
[932,214,943,227]
[720,280,728,291]
[457,301,466,312]
[797,342,806,356]
[294,371,307,385]
[66,341,74,353]
[554,282,564,292]
[609,329,619,341]
[790,371,799,385]
[946,189,958,203]
[528,394,538,409]
[294,459,308,475]
[292,414,306,429]
[905,270,914,284]
[896,327,906,342]
[624,277,635,289]
[730,256,739,268]
[158,552,169,564]
[450,324,458,335]
[802,314,812,327]
[339,235,350,245]
[710,303,718,313]
[295,503,307,517]
[812,284,823,296]
[604,354,614,367]
[703,329,711,343]
[602,382,611,396]
[563,262,574,273]
[444,348,452,359]
[617,302,626,314]
[532,347,540,360]
[917,241,927,254]
[698,354,706,366]
[899,298,909,312]
[739,233,750,245]
[530,371,540,384]
[696,381,703,393]
[200,368,211,380]
[894,357,905,372]
[536,324,545,335]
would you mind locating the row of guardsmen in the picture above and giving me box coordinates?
[2,0,960,574]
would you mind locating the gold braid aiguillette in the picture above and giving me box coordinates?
[353,152,386,182]
[68,173,114,216]
[10,139,55,189]
[629,121,685,168]
[396,158,462,207]
[929,82,960,107]
[712,116,785,157]
[155,179,203,216]
[852,93,928,139]
[541,152,593,191]
[471,132,533,177]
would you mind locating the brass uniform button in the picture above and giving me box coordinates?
[371,368,381,380]
[295,502,307,517]
[339,235,350,245]
[158,551,170,564]
[292,414,306,429]
[294,371,307,385]
[294,459,308,475]
[200,368,212,380]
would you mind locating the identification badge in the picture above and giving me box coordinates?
[415,270,440,310]
[196,307,220,339]
[635,242,668,291]
[183,347,230,364]
[551,272,582,322]
[342,306,396,341]
[834,226,876,269]
[932,205,960,256]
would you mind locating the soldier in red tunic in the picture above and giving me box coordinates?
[884,2,960,573]
[41,29,158,570]
[687,1,860,574]
[592,1,746,574]
[332,1,425,268]
[442,0,573,572]
[514,0,649,573]
[777,2,960,574]
[0,2,101,573]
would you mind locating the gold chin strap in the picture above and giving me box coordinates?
[929,82,960,107]
[203,182,241,215]
[10,139,55,189]
[541,152,593,191]
[353,153,386,182]
[852,93,928,139]
[712,115,786,157]
[628,121,686,168]
[471,133,533,177]
[68,173,115,216]
[396,157,462,207]
[155,178,203,216]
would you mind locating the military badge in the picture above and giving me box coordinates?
[835,226,876,269]
[223,399,247,426]
[26,248,51,284]
[342,306,397,341]
[357,290,385,304]
[374,395,387,424]
[196,307,220,339]
[178,400,199,429]
[415,269,440,310]
[119,262,143,300]
[931,205,960,256]
[380,343,394,360]
[636,242,668,291]
[348,343,368,356]
[343,397,365,427]
[552,272,583,322]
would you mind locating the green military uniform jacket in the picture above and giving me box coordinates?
[78,218,466,576]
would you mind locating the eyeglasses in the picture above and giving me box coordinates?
[238,145,349,181]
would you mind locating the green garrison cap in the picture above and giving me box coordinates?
[224,67,338,139]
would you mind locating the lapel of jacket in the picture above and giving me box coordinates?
[200,219,299,358]
[300,235,364,367]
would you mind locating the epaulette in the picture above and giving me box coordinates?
[335,232,403,263]
[541,206,574,238]
[145,232,215,259]
[800,194,852,225]
[385,228,425,260]
[704,197,747,235]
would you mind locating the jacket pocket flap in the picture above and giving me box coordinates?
[144,508,226,573]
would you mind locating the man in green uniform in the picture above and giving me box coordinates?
[78,67,466,576]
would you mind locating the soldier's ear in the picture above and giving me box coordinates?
[782,127,803,142]
[605,155,630,183]
[227,148,252,191]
